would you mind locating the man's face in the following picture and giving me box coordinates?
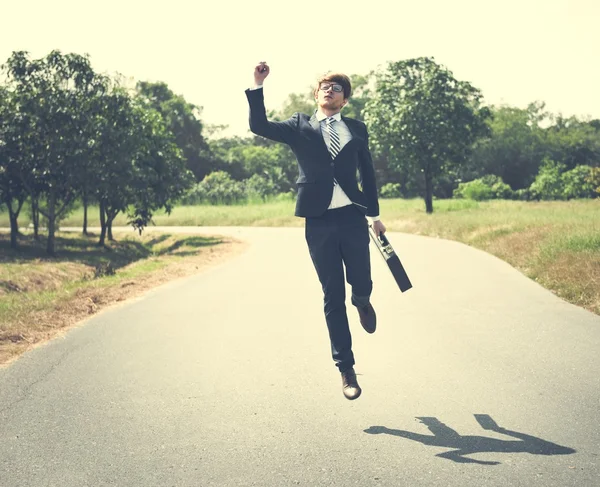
[315,82,348,112]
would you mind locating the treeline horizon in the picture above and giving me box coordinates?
[1,50,599,255]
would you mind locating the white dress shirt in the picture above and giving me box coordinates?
[315,109,353,210]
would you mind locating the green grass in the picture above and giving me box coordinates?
[0,199,302,229]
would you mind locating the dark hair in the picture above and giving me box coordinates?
[314,72,352,99]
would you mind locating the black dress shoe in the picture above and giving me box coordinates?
[341,368,362,400]
[357,303,376,334]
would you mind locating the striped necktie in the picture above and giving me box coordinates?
[326,117,341,159]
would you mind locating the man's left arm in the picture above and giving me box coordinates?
[358,125,386,236]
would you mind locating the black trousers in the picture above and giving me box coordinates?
[305,205,372,372]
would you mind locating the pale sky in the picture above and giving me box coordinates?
[1,0,598,138]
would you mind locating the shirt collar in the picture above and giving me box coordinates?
[316,110,342,123]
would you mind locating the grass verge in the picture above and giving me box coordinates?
[0,230,245,366]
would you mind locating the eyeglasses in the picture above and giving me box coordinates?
[319,82,344,93]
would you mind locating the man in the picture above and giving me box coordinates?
[246,62,386,400]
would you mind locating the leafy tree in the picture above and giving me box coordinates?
[89,85,139,245]
[207,136,297,194]
[466,103,548,189]
[277,90,315,120]
[207,136,254,180]
[363,57,490,213]
[544,115,600,170]
[3,50,103,255]
[343,73,372,122]
[136,81,211,181]
[125,99,194,234]
[379,182,402,199]
[0,86,28,248]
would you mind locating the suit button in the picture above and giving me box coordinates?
[330,163,334,167]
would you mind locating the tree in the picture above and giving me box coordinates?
[544,115,600,170]
[3,50,104,255]
[125,99,194,234]
[276,90,315,120]
[363,57,491,213]
[343,73,372,122]
[0,86,28,249]
[89,85,139,245]
[466,103,548,189]
[136,81,211,181]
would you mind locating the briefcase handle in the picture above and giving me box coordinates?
[368,225,396,260]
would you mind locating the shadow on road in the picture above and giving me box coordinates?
[364,414,576,465]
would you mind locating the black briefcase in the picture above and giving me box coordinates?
[369,226,413,292]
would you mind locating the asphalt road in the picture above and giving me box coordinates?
[1,227,599,487]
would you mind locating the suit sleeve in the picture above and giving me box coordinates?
[358,125,380,218]
[245,88,298,145]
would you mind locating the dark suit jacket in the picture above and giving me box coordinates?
[246,88,380,218]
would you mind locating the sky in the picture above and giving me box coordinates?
[1,0,599,138]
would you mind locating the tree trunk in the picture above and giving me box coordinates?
[9,212,19,249]
[31,197,40,240]
[425,170,434,214]
[45,193,56,256]
[107,209,119,241]
[82,190,88,235]
[98,200,107,246]
[4,197,23,250]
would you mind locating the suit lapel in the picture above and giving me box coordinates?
[308,113,320,132]
[309,114,332,158]
[341,116,364,144]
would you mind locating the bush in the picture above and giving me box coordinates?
[529,159,567,200]
[453,175,513,201]
[245,174,277,201]
[454,179,494,200]
[528,163,599,200]
[273,191,296,202]
[514,188,534,201]
[562,165,596,199]
[587,167,600,197]
[491,181,514,199]
[182,171,246,205]
[380,183,402,199]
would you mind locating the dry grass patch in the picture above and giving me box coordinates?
[386,218,421,234]
[0,261,88,296]
[534,251,600,314]
[466,224,515,243]
[479,226,551,272]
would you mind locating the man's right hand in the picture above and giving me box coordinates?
[254,62,270,85]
